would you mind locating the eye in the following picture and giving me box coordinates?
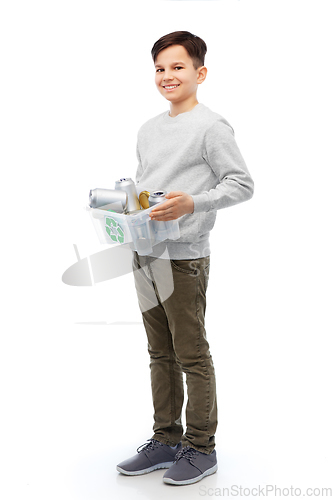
[156,68,164,73]
[175,66,183,70]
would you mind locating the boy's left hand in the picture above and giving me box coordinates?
[149,191,194,221]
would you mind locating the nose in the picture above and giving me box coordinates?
[162,70,174,82]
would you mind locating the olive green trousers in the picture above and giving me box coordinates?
[133,251,217,454]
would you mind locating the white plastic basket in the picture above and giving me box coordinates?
[87,202,180,256]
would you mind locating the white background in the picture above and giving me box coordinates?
[1,1,332,499]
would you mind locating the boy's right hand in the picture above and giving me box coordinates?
[150,191,194,221]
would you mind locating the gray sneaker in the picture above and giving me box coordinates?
[163,446,218,485]
[116,439,182,476]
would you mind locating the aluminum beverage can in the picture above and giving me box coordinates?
[149,191,168,235]
[89,188,127,210]
[115,178,140,213]
[148,191,167,207]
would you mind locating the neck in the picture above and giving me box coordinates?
[169,97,199,117]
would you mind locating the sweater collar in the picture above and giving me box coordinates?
[163,103,204,122]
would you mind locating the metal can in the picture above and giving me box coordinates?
[139,190,150,209]
[148,190,167,207]
[115,178,141,213]
[89,188,127,211]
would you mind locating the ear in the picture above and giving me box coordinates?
[197,66,207,84]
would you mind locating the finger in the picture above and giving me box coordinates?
[151,203,176,216]
[151,209,174,219]
[153,214,177,221]
[150,207,176,219]
[151,200,172,213]
[152,204,174,213]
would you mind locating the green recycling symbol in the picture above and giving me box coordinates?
[105,217,125,244]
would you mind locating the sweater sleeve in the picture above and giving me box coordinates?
[192,120,254,213]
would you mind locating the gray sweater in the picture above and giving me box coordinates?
[136,103,254,259]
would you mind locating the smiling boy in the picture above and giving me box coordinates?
[116,31,254,486]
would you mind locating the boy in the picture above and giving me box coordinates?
[116,31,254,486]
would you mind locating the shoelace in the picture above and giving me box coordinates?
[174,446,199,465]
[136,438,164,454]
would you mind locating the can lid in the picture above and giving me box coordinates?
[139,191,150,209]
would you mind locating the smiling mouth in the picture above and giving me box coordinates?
[163,84,180,90]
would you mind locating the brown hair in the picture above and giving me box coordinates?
[151,31,207,70]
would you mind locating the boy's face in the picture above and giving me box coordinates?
[154,45,205,106]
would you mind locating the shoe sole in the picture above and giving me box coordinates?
[163,463,218,485]
[116,461,175,476]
